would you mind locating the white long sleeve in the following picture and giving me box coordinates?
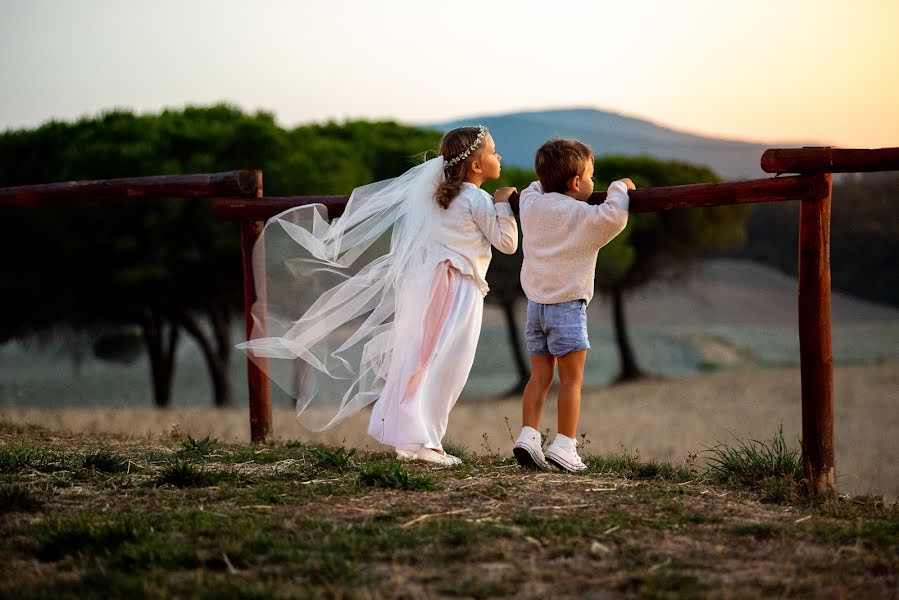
[519,180,630,304]
[430,183,519,296]
[586,180,630,247]
[470,193,518,255]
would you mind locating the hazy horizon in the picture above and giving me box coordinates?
[2,1,898,149]
[1,102,831,149]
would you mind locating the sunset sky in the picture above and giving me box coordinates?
[2,0,897,148]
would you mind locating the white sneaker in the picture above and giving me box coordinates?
[513,427,549,470]
[545,438,587,472]
[396,445,458,466]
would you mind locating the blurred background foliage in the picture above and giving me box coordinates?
[1,104,894,405]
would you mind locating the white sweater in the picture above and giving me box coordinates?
[431,182,519,296]
[519,180,630,304]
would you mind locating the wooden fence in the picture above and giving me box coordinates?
[2,146,897,494]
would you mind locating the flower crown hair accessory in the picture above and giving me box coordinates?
[445,125,487,168]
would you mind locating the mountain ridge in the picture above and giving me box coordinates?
[424,107,824,180]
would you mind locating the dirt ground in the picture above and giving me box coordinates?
[1,423,896,598]
[4,359,897,500]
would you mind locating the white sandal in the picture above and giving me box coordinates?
[395,445,460,466]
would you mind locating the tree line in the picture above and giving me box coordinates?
[1,104,762,406]
[735,172,898,308]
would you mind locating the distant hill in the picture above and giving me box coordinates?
[425,108,821,180]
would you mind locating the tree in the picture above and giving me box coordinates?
[594,156,752,381]
[736,172,898,307]
[0,105,443,408]
[484,166,539,393]
[483,156,752,387]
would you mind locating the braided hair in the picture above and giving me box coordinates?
[434,126,487,209]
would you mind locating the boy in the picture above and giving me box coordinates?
[513,139,634,472]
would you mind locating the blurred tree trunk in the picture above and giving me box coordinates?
[179,302,233,408]
[500,298,529,394]
[141,309,179,408]
[611,286,644,382]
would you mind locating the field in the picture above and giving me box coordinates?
[2,258,897,597]
[1,421,897,598]
[5,358,897,501]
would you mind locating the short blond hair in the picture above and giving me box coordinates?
[535,139,593,194]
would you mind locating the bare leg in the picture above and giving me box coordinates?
[556,350,587,438]
[522,354,556,430]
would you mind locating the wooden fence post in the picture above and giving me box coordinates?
[798,172,835,494]
[241,171,272,443]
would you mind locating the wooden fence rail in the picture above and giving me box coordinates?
[2,147,897,495]
[0,170,261,206]
[210,174,830,220]
[761,147,899,174]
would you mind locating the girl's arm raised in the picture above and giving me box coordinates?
[471,191,519,255]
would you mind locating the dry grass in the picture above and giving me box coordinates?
[4,359,897,500]
[1,422,896,598]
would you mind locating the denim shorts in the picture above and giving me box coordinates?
[525,299,590,357]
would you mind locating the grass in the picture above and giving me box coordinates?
[154,459,228,488]
[442,438,471,462]
[0,483,43,512]
[36,512,149,562]
[81,448,129,473]
[357,461,438,491]
[585,446,696,483]
[0,442,38,473]
[0,424,895,598]
[307,443,356,472]
[177,434,218,458]
[704,424,804,501]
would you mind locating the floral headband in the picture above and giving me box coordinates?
[445,125,487,168]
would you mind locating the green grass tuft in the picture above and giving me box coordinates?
[82,449,128,473]
[441,439,471,462]
[155,459,223,488]
[730,523,786,539]
[358,462,437,491]
[37,513,148,561]
[704,425,803,500]
[178,435,218,458]
[584,449,695,482]
[0,483,43,512]
[0,443,37,473]
[308,444,356,472]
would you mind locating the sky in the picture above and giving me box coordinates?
[2,0,898,148]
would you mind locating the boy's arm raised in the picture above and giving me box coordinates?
[588,180,630,248]
[519,180,543,206]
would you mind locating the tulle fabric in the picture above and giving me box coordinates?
[236,158,450,431]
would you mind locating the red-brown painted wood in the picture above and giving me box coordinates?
[588,174,827,213]
[798,173,835,494]
[211,175,826,221]
[240,172,272,443]
[0,170,261,206]
[761,147,899,174]
[212,195,350,220]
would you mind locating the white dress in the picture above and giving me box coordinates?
[236,159,517,441]
[368,183,518,449]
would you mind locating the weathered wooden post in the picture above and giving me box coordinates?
[760,147,899,493]
[761,147,891,495]
[762,149,837,493]
[797,171,835,493]
[239,171,273,443]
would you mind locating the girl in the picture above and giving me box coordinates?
[238,126,517,466]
